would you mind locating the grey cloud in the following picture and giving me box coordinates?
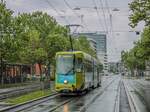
[5,0,144,62]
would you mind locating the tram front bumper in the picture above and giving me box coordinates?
[55,84,76,93]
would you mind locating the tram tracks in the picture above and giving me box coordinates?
[45,77,146,112]
[0,76,116,112]
[48,76,117,112]
[0,92,59,112]
[123,79,139,112]
[0,84,41,100]
[113,78,140,112]
[48,97,74,112]
[113,80,121,112]
[119,80,131,112]
[127,80,150,112]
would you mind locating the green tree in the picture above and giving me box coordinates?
[139,27,150,60]
[0,0,19,84]
[0,1,97,82]
[0,0,16,62]
[129,0,150,77]
[74,36,96,57]
[129,0,150,27]
[121,44,146,76]
[13,11,70,78]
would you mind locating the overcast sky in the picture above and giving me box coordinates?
[5,0,144,62]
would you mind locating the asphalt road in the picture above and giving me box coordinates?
[86,75,121,112]
[2,75,149,112]
[16,75,117,112]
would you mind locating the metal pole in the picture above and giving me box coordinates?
[69,34,73,51]
[66,24,83,51]
[0,57,3,85]
[66,25,73,51]
[0,29,4,85]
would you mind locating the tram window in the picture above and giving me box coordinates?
[76,58,83,72]
[94,66,97,74]
[86,64,92,72]
[56,55,74,74]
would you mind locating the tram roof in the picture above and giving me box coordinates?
[57,51,95,60]
[56,51,102,65]
[56,51,83,54]
[56,51,90,57]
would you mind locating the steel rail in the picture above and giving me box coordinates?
[128,80,149,111]
[48,97,74,112]
[113,79,121,112]
[0,84,41,100]
[1,76,116,112]
[79,76,117,112]
[41,76,117,112]
[123,80,137,112]
[0,92,59,112]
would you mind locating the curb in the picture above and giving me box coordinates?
[0,85,41,100]
[0,92,57,112]
[123,80,138,112]
[114,80,121,112]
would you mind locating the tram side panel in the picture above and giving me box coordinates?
[91,59,99,88]
[84,61,93,90]
[75,70,84,91]
[94,65,98,88]
[98,65,102,86]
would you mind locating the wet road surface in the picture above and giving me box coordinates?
[119,82,130,112]
[86,76,120,112]
[3,76,150,112]
[19,75,117,112]
[124,78,149,112]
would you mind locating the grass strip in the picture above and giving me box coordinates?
[5,89,51,105]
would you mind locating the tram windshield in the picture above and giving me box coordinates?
[56,54,74,75]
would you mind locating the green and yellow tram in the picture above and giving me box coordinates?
[55,51,102,94]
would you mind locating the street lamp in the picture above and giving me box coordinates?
[73,7,81,10]
[112,8,120,12]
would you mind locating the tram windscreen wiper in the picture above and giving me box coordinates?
[64,54,75,75]
[64,67,74,75]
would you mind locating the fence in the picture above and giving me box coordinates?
[0,62,31,84]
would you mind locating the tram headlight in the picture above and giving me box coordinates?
[64,80,68,84]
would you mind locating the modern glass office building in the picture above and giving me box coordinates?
[74,33,108,74]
